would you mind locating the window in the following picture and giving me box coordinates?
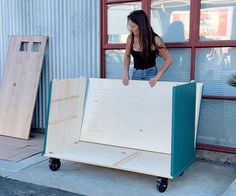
[101,0,236,152]
[108,3,141,43]
[200,1,236,41]
[151,0,190,42]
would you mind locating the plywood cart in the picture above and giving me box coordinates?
[43,78,203,192]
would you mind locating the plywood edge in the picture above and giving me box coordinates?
[195,83,204,148]
[43,81,53,155]
[0,131,29,140]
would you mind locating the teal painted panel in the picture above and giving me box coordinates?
[171,82,196,178]
[42,81,53,155]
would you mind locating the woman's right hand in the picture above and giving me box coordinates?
[123,77,129,86]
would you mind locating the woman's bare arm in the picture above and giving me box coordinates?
[149,36,172,87]
[123,34,132,85]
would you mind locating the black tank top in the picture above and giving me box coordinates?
[130,35,159,70]
[131,49,157,70]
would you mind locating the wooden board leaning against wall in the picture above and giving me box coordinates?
[0,36,48,139]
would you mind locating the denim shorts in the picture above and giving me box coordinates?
[132,66,157,81]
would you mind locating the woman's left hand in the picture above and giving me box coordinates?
[149,78,158,87]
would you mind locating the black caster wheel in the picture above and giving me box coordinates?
[49,158,61,171]
[156,177,168,193]
[179,172,184,176]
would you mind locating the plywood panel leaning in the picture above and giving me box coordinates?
[0,36,48,139]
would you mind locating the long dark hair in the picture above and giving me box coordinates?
[127,10,163,60]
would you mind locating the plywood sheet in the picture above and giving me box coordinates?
[80,79,203,154]
[45,141,172,178]
[0,36,47,139]
[171,82,196,178]
[45,78,87,154]
[0,133,44,161]
[80,78,175,154]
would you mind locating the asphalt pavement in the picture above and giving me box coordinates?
[0,176,83,196]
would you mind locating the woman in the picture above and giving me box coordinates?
[123,10,172,87]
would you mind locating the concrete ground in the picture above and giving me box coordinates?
[0,153,236,196]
